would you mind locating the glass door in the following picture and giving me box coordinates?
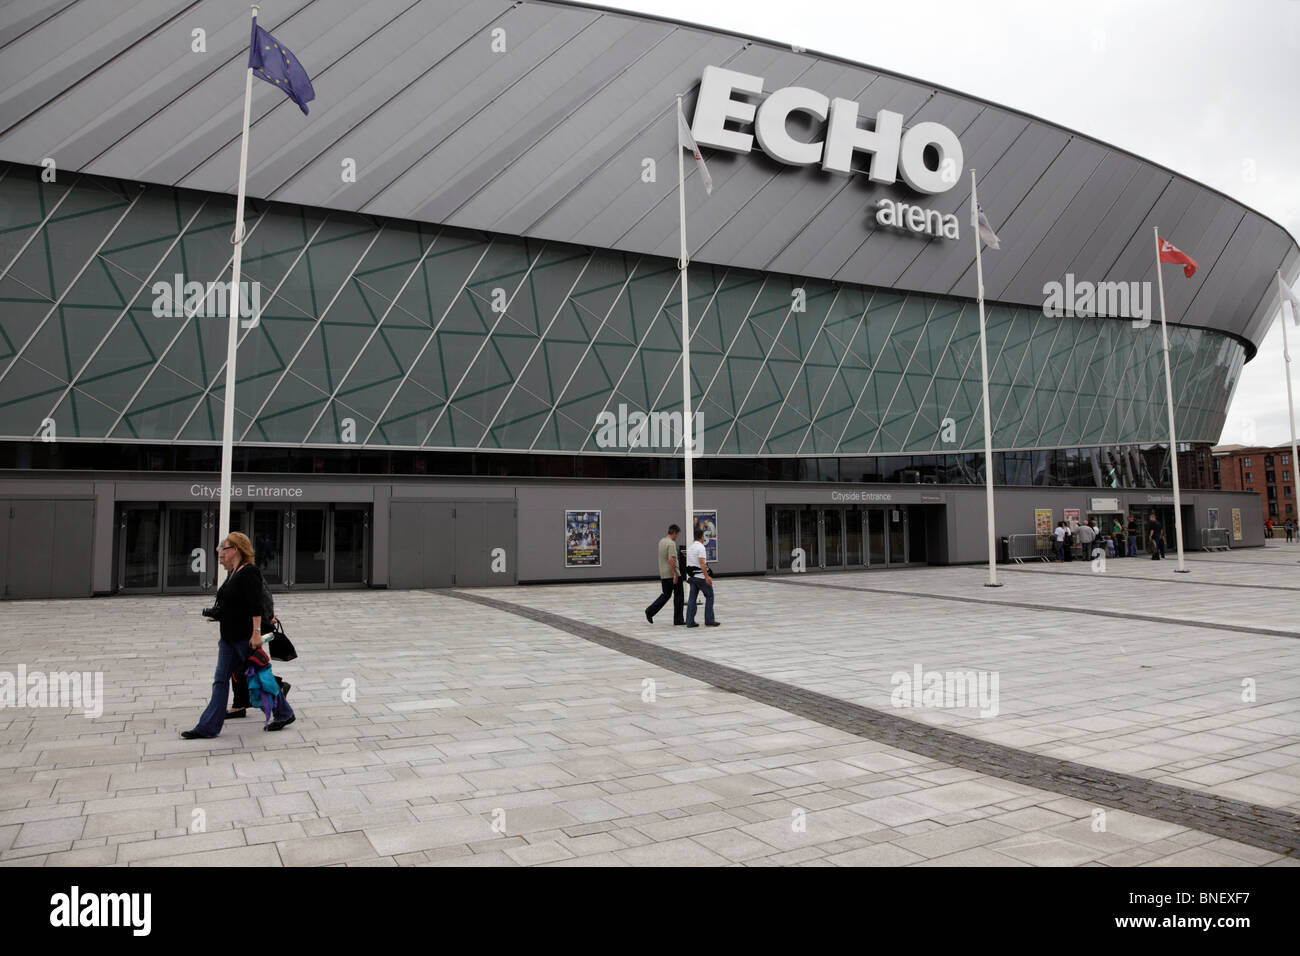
[888,508,907,565]
[164,506,208,592]
[823,508,843,568]
[867,508,885,567]
[798,507,821,569]
[332,506,369,586]
[772,508,796,569]
[251,507,287,586]
[291,507,328,588]
[119,505,161,591]
[846,508,864,566]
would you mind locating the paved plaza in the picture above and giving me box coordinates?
[1,547,1298,867]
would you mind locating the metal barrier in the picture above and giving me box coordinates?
[1008,533,1051,563]
[1201,528,1230,552]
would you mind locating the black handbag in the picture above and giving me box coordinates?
[267,618,297,662]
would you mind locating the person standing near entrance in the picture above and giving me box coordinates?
[1288,520,1295,544]
[1147,514,1163,560]
[1127,517,1139,557]
[684,525,719,628]
[645,524,684,625]
[1052,522,1066,562]
[1111,517,1125,558]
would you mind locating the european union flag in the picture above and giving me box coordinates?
[249,17,314,115]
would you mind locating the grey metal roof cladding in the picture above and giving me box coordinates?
[0,0,1295,357]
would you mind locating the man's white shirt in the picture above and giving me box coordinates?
[687,540,708,570]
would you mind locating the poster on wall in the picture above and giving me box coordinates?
[1063,508,1081,528]
[693,510,718,563]
[565,510,601,567]
[1208,507,1219,529]
[1035,509,1053,547]
[1232,508,1242,542]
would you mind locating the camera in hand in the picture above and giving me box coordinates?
[201,604,223,622]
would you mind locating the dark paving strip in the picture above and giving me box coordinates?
[1184,555,1300,569]
[764,575,1300,640]
[997,564,1300,593]
[445,589,1299,857]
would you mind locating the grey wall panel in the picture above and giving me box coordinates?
[0,0,1291,354]
[51,498,93,597]
[5,498,55,598]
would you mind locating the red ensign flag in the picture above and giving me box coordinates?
[1157,236,1198,278]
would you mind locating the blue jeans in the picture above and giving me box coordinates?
[686,574,715,625]
[193,639,293,737]
[1054,541,1064,562]
[1127,534,1138,557]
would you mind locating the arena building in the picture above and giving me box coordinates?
[0,0,1294,598]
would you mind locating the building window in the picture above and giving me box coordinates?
[1268,486,1277,500]
[1270,503,1279,516]
[1284,455,1291,465]
[1285,471,1291,482]
[1246,472,1252,483]
[1267,470,1276,483]
[1244,457,1252,466]
[1266,455,1275,467]
[1287,486,1293,498]
[1289,504,1295,516]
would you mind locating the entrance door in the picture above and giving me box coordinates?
[120,505,162,592]
[845,508,864,566]
[772,508,796,570]
[887,508,908,565]
[291,506,328,588]
[823,508,843,568]
[867,508,885,566]
[332,506,369,587]
[798,507,820,569]
[163,506,209,592]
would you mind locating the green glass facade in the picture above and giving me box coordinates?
[0,163,1244,457]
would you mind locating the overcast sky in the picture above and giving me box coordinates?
[601,0,1300,448]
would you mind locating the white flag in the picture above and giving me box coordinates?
[677,101,712,196]
[970,195,1000,250]
[1281,275,1300,326]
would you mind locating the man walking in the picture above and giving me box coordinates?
[1147,514,1163,560]
[645,524,684,625]
[684,525,719,628]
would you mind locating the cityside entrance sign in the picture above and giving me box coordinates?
[690,65,963,239]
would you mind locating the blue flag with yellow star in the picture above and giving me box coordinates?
[249,16,314,115]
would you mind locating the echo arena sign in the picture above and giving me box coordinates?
[690,65,964,240]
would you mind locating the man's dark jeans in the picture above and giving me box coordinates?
[685,574,715,626]
[193,639,293,737]
[646,577,684,624]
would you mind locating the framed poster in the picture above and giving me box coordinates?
[565,510,601,567]
[693,509,718,563]
[1063,508,1081,528]
[1035,508,1053,546]
[1207,507,1219,529]
[1232,508,1242,542]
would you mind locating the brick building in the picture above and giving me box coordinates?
[1212,444,1297,524]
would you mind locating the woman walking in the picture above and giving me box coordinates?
[182,532,295,739]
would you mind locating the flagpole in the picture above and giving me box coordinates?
[1279,271,1300,558]
[217,4,258,581]
[1154,226,1189,573]
[677,94,695,541]
[971,171,1000,587]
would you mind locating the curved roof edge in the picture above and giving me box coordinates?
[557,0,1299,250]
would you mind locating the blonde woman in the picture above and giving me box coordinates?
[182,532,295,738]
